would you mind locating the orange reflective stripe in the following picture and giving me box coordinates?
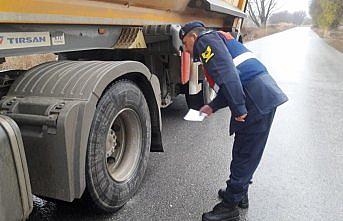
[181,52,190,85]
[203,68,215,89]
[217,31,234,40]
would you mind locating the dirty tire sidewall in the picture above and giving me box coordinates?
[86,80,151,213]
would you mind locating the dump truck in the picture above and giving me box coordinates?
[0,0,247,217]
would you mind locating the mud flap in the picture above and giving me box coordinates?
[0,115,33,221]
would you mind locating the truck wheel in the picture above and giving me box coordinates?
[186,80,216,110]
[85,80,151,213]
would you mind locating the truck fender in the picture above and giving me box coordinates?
[0,60,161,201]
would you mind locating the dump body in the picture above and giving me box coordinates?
[0,0,246,27]
[0,0,247,58]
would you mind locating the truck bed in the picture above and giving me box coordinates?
[0,0,246,27]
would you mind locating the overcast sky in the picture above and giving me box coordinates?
[276,0,310,14]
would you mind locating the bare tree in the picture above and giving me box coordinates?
[269,10,307,26]
[247,0,278,28]
[292,11,307,26]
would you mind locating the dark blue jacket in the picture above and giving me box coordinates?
[193,31,288,134]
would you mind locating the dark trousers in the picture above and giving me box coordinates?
[223,109,276,204]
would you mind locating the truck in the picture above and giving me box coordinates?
[0,0,247,218]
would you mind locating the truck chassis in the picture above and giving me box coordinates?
[0,0,247,214]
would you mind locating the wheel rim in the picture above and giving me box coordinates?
[106,108,142,182]
[203,80,216,104]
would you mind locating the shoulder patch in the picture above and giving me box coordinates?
[201,46,214,63]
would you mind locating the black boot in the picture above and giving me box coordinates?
[202,201,239,221]
[218,189,249,209]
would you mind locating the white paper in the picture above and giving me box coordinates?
[184,109,207,122]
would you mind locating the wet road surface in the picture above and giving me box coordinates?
[28,27,343,221]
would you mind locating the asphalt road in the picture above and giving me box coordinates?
[28,27,343,221]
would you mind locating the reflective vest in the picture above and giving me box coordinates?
[203,31,267,92]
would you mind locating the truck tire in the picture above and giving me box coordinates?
[186,80,216,110]
[85,80,151,213]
